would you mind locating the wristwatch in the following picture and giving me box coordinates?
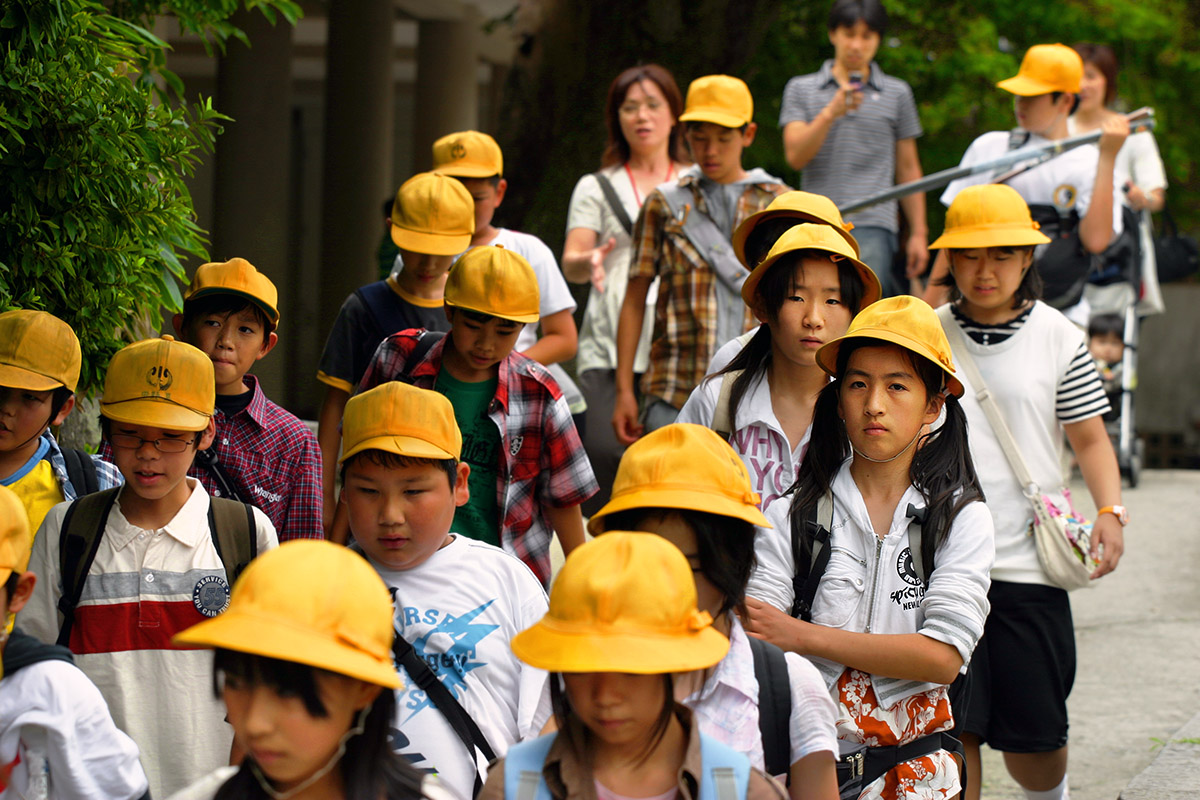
[1098,505,1129,526]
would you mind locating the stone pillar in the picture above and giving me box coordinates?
[319,3,395,331]
[413,17,480,171]
[212,10,294,402]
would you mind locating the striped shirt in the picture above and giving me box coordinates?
[779,60,922,232]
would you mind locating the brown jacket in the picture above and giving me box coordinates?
[479,708,787,800]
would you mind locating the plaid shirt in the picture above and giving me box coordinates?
[629,169,788,409]
[359,330,597,584]
[43,432,124,499]
[98,375,324,541]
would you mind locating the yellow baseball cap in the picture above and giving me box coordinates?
[816,296,964,398]
[100,335,215,431]
[511,532,730,674]
[391,172,476,256]
[0,485,32,586]
[733,190,859,266]
[185,258,280,329]
[174,541,402,689]
[0,310,81,393]
[741,223,881,311]
[431,130,504,178]
[678,75,754,128]
[341,381,462,464]
[930,184,1052,251]
[445,245,540,324]
[997,44,1083,96]
[588,423,770,536]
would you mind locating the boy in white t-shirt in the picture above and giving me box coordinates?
[338,381,551,800]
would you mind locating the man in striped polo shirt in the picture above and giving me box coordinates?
[780,0,928,297]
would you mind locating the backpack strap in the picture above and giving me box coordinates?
[60,447,99,497]
[790,492,834,621]
[56,488,121,647]
[905,503,932,587]
[207,498,257,586]
[503,733,557,800]
[194,445,245,503]
[747,635,792,779]
[709,370,742,441]
[698,733,751,800]
[402,330,445,383]
[593,172,634,237]
[657,183,750,298]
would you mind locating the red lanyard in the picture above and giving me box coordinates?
[625,161,674,207]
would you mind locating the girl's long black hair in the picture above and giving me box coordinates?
[787,340,984,572]
[718,251,866,433]
[211,649,425,800]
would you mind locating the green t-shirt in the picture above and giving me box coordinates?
[435,368,501,546]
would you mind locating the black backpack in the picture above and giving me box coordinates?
[748,634,793,779]
[59,447,99,497]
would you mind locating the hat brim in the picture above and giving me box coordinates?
[392,227,473,257]
[174,608,403,689]
[817,331,964,398]
[340,433,458,464]
[741,243,882,313]
[678,109,749,128]
[186,287,279,327]
[443,299,539,325]
[0,363,68,393]
[101,399,212,432]
[929,227,1052,250]
[587,486,770,536]
[511,619,730,674]
[432,164,501,179]
[733,208,860,266]
[996,76,1071,96]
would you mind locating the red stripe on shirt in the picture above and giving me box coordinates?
[71,600,210,654]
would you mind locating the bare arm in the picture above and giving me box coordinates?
[545,503,586,557]
[317,385,350,531]
[562,227,616,290]
[782,84,856,171]
[521,308,578,366]
[613,275,653,444]
[922,250,952,308]
[1063,415,1125,577]
[1080,115,1130,254]
[895,138,929,279]
[789,752,839,800]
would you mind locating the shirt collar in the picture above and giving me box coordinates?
[109,479,211,549]
[685,614,757,704]
[832,460,925,536]
[818,59,884,91]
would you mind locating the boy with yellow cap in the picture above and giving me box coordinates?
[161,258,320,541]
[0,484,149,799]
[613,74,789,446]
[359,246,597,587]
[317,171,476,529]
[0,310,122,535]
[337,381,551,800]
[17,336,278,799]
[925,43,1129,312]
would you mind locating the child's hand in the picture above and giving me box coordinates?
[1098,115,1130,159]
[591,238,616,293]
[1089,513,1125,578]
[742,596,808,653]
[611,390,643,445]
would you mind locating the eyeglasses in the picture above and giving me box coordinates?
[109,433,196,453]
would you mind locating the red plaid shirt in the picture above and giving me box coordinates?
[359,330,597,584]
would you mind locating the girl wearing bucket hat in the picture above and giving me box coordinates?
[168,541,450,800]
[741,296,993,799]
[930,185,1125,800]
[588,423,839,800]
[479,533,786,800]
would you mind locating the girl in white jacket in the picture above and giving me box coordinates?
[743,296,993,800]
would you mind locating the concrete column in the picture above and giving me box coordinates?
[318,3,395,331]
[413,17,480,171]
[212,10,294,402]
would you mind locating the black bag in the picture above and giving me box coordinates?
[1026,204,1095,310]
[1154,207,1200,283]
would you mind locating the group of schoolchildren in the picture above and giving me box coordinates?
[0,18,1132,800]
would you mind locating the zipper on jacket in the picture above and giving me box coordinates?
[864,536,884,633]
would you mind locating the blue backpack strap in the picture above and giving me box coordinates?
[698,733,751,800]
[503,733,557,800]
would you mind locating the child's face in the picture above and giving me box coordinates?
[223,669,380,792]
[622,512,723,620]
[618,79,676,156]
[0,385,72,456]
[1089,331,1124,364]
[685,122,756,184]
[828,19,880,73]
[184,308,276,395]
[107,421,213,505]
[762,258,852,371]
[396,248,455,288]
[949,247,1033,324]
[442,310,524,383]
[563,671,668,749]
[838,345,942,464]
[1013,93,1071,136]
[342,457,468,572]
[459,177,507,235]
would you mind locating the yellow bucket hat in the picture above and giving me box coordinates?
[0,310,82,393]
[929,184,1052,251]
[174,540,402,689]
[341,381,462,464]
[816,296,964,397]
[588,423,770,536]
[100,336,215,431]
[997,44,1083,96]
[432,130,504,178]
[391,172,476,256]
[185,258,280,329]
[733,190,860,266]
[0,485,32,586]
[511,532,730,674]
[445,245,540,324]
[679,75,754,128]
[741,223,881,311]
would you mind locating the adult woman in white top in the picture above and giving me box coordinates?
[561,64,691,514]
